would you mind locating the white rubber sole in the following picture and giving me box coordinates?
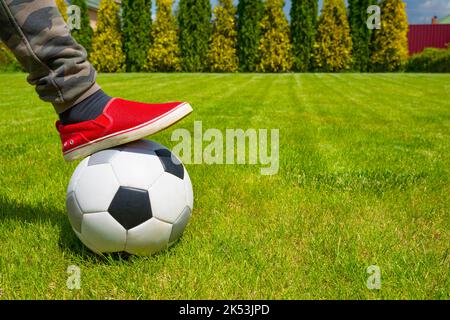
[63,102,193,162]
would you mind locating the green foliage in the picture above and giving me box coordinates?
[55,0,68,21]
[237,0,263,72]
[70,0,94,56]
[122,0,152,72]
[0,42,22,72]
[405,47,450,73]
[146,0,182,72]
[313,0,353,72]
[207,0,239,72]
[90,0,125,72]
[258,0,293,72]
[370,0,409,72]
[290,0,318,72]
[348,0,372,71]
[178,0,212,72]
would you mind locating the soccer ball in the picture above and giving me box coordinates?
[66,140,194,255]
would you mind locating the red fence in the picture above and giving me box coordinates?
[408,24,450,55]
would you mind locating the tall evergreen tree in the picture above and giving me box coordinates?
[313,0,353,72]
[55,0,68,21]
[146,0,182,72]
[178,0,212,72]
[290,0,318,72]
[70,0,94,56]
[237,0,263,72]
[348,0,372,71]
[207,0,239,72]
[0,42,22,71]
[258,0,293,72]
[122,0,152,72]
[370,0,408,71]
[90,0,125,72]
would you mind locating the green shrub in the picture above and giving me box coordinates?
[70,0,94,57]
[146,0,182,72]
[55,0,68,21]
[122,0,152,72]
[313,0,353,72]
[237,0,263,72]
[290,0,318,72]
[90,0,125,73]
[0,42,22,72]
[405,47,450,73]
[348,0,372,72]
[207,0,239,72]
[370,0,409,72]
[178,0,212,72]
[258,0,293,73]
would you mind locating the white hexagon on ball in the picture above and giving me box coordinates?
[110,151,164,190]
[66,192,83,233]
[125,218,173,255]
[81,212,127,253]
[67,158,89,195]
[74,164,120,213]
[148,172,188,224]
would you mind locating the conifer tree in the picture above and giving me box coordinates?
[371,0,409,71]
[313,0,353,72]
[122,0,152,72]
[0,42,22,71]
[290,0,318,72]
[237,0,263,72]
[178,0,212,72]
[348,0,372,71]
[70,0,94,56]
[55,0,68,21]
[207,0,239,72]
[146,0,182,72]
[258,0,293,72]
[90,0,125,72]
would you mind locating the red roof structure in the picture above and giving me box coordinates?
[408,24,450,55]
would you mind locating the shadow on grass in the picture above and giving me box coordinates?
[0,195,136,263]
[0,194,183,264]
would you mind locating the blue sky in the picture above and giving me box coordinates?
[207,0,450,24]
[402,0,450,23]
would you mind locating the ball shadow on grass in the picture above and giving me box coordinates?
[0,195,183,263]
[0,195,108,263]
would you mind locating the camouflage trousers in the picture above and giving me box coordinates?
[0,0,99,113]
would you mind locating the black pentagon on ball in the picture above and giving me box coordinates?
[108,187,152,230]
[155,149,184,179]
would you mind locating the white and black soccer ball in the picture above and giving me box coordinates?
[66,140,193,256]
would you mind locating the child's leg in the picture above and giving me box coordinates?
[0,0,192,161]
[0,0,100,113]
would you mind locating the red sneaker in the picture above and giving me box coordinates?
[56,98,192,161]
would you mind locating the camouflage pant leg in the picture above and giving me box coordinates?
[0,0,99,113]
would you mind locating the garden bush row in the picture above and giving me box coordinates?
[405,45,450,73]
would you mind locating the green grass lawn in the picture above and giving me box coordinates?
[0,73,448,299]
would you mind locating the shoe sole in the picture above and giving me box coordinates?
[63,102,193,162]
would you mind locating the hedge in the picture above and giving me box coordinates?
[405,46,450,73]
